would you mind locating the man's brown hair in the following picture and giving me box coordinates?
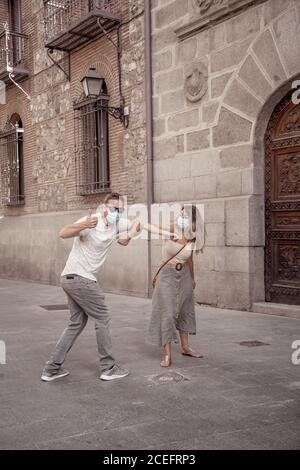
[104,192,123,204]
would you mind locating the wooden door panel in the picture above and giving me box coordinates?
[265,94,300,305]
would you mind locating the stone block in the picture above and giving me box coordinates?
[168,109,199,132]
[204,199,225,223]
[213,108,252,147]
[226,6,261,43]
[211,72,232,99]
[215,272,251,310]
[224,247,251,273]
[194,175,217,199]
[155,0,189,30]
[159,180,179,202]
[161,91,185,114]
[190,150,219,176]
[272,8,300,76]
[153,50,172,73]
[241,167,264,195]
[217,170,242,197]
[154,68,183,94]
[153,118,166,137]
[196,247,215,272]
[179,177,195,200]
[177,37,198,63]
[223,79,262,119]
[154,156,190,182]
[252,29,286,84]
[195,271,218,306]
[186,129,210,152]
[225,197,250,246]
[205,223,225,246]
[239,55,273,101]
[249,195,265,246]
[153,135,184,159]
[264,0,292,25]
[202,101,219,125]
[152,27,177,53]
[209,24,225,52]
[220,145,253,170]
[211,38,252,73]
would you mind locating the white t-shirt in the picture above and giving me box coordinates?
[61,214,130,281]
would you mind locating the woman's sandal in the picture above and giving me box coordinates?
[160,355,172,367]
[181,346,203,358]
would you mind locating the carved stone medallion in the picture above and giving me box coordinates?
[184,63,208,102]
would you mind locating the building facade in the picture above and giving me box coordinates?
[151,0,300,310]
[0,0,300,311]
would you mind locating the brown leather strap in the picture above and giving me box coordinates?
[153,242,189,287]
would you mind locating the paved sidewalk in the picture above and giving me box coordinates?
[0,278,299,450]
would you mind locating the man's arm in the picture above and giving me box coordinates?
[59,209,98,239]
[117,219,141,246]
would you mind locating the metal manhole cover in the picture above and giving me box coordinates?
[238,340,270,347]
[149,371,189,385]
[40,304,69,311]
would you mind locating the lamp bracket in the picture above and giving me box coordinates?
[47,48,70,81]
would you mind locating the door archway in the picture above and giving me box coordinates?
[265,92,300,305]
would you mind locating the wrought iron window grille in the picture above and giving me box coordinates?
[0,118,25,206]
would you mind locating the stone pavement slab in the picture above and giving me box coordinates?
[0,278,299,450]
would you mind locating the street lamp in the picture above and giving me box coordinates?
[81,67,104,98]
[80,66,129,128]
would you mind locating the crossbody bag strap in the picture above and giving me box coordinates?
[152,242,189,287]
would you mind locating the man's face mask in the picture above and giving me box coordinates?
[106,206,123,225]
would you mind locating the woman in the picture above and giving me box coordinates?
[143,205,203,367]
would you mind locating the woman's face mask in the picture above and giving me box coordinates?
[177,216,190,230]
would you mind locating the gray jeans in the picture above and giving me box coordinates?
[44,275,115,373]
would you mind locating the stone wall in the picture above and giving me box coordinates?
[151,0,300,310]
[0,211,148,297]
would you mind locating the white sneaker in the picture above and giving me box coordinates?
[41,368,70,382]
[100,364,129,381]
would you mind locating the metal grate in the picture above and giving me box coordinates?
[0,23,29,80]
[238,340,270,347]
[149,371,189,385]
[0,120,25,206]
[74,95,110,196]
[43,0,120,51]
[40,304,69,311]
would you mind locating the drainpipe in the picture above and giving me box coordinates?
[144,0,154,298]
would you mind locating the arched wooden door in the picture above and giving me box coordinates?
[265,92,300,305]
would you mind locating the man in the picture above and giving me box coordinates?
[41,192,139,382]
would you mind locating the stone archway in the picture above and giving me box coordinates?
[264,90,300,305]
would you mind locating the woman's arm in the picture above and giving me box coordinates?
[142,223,178,239]
[187,252,196,289]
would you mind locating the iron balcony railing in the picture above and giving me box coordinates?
[0,26,28,74]
[43,0,117,48]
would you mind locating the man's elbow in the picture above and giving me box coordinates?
[59,227,68,239]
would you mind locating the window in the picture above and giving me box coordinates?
[74,84,110,195]
[8,0,22,64]
[0,116,25,206]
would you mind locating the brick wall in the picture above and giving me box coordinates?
[0,0,146,215]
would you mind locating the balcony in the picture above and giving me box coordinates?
[43,0,121,52]
[0,27,29,84]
